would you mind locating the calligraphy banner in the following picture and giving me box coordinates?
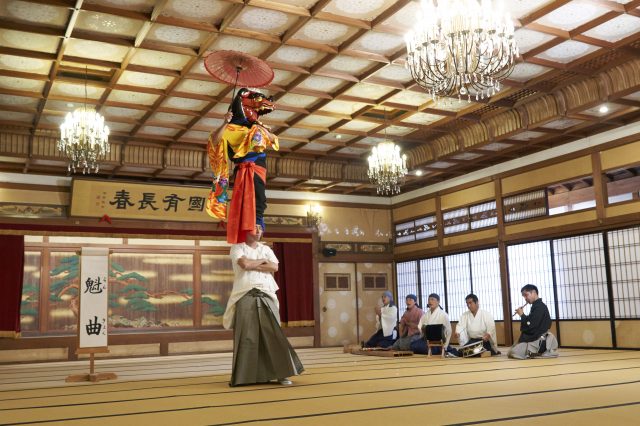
[79,247,109,348]
[70,178,215,222]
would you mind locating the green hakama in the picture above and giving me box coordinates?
[230,288,304,386]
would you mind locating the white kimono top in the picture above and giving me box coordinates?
[417,306,452,347]
[375,305,398,337]
[455,308,497,351]
[222,242,280,329]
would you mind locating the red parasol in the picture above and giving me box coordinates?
[204,50,274,99]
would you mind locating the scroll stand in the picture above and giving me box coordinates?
[66,347,117,383]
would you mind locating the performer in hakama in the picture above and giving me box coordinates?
[455,294,500,356]
[391,294,424,351]
[412,293,453,355]
[206,88,278,243]
[508,284,559,359]
[223,225,304,386]
[364,291,398,348]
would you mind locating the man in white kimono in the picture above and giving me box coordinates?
[224,225,304,386]
[364,291,398,348]
[411,293,452,355]
[455,294,499,356]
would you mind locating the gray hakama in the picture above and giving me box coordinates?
[230,288,304,386]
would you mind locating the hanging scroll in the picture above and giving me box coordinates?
[79,247,109,348]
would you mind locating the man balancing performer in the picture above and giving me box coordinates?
[208,88,303,386]
[206,87,279,243]
[223,224,304,387]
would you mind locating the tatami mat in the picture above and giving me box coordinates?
[0,348,639,425]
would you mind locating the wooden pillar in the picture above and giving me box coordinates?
[312,231,321,347]
[495,179,513,346]
[435,195,444,251]
[591,152,606,222]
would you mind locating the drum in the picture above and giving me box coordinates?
[459,340,486,358]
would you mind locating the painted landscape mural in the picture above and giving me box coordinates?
[20,241,234,335]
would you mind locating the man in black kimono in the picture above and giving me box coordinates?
[508,284,558,359]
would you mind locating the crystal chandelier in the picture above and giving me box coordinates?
[404,0,518,101]
[367,141,408,196]
[58,68,110,173]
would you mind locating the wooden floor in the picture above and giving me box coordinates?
[1,347,639,425]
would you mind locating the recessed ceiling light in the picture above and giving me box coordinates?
[415,170,423,176]
[66,103,74,108]
[335,134,342,139]
[599,105,609,114]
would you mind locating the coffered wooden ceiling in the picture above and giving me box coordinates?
[1,0,640,195]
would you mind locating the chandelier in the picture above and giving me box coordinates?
[58,68,110,173]
[404,0,518,101]
[367,141,408,196]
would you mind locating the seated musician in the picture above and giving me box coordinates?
[364,291,398,348]
[411,293,452,355]
[391,294,424,351]
[455,294,499,356]
[508,284,559,359]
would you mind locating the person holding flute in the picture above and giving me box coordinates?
[508,284,558,359]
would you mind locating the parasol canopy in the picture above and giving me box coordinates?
[204,50,274,88]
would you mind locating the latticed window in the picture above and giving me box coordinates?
[443,207,469,235]
[443,202,498,235]
[394,214,437,244]
[503,189,547,223]
[363,274,387,290]
[396,248,503,321]
[324,274,350,291]
[396,261,418,317]
[607,227,640,318]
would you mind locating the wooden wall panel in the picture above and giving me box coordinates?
[615,321,640,348]
[443,228,498,247]
[0,189,68,205]
[559,321,613,348]
[440,181,495,210]
[0,348,68,363]
[501,156,592,194]
[393,238,438,256]
[600,139,640,170]
[495,321,505,346]
[605,202,640,218]
[393,198,436,222]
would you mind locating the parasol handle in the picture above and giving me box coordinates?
[228,66,242,112]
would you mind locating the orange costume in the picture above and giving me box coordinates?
[206,89,278,243]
